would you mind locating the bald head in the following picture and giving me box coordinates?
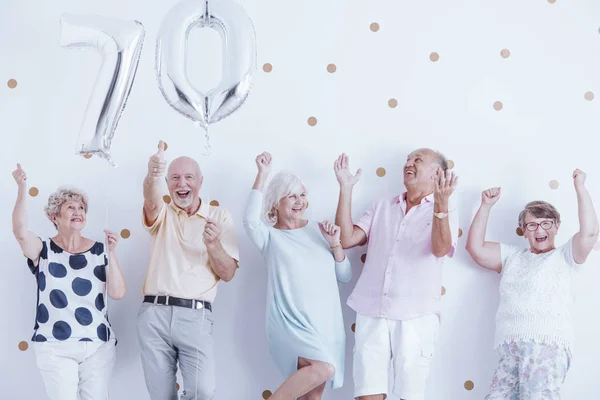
[168,156,202,178]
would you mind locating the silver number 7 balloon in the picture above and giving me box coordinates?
[60,14,145,167]
[156,0,256,129]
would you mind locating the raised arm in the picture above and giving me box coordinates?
[319,221,352,283]
[466,187,502,273]
[11,164,42,264]
[143,141,166,226]
[333,154,366,249]
[243,152,272,251]
[104,230,126,300]
[432,169,458,257]
[571,169,599,264]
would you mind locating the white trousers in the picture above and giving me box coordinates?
[34,340,116,400]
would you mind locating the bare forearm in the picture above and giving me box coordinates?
[12,186,28,238]
[576,185,599,238]
[207,243,237,282]
[335,186,355,244]
[106,251,126,300]
[331,245,345,262]
[143,176,163,210]
[466,205,492,252]
[431,217,452,257]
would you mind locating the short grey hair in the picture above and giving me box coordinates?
[518,200,561,228]
[44,186,89,229]
[432,150,449,172]
[263,172,307,224]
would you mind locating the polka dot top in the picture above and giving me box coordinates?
[27,239,113,343]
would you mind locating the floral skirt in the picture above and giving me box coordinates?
[485,340,571,400]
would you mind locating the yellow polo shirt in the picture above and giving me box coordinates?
[141,199,239,302]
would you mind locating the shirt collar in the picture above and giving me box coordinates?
[396,191,434,205]
[169,198,210,218]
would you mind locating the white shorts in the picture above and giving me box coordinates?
[353,313,439,399]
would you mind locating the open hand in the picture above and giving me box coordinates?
[334,153,362,187]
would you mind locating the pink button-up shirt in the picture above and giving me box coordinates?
[347,192,458,320]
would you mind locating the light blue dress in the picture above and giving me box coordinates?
[243,190,352,389]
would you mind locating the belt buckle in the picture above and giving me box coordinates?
[195,300,204,310]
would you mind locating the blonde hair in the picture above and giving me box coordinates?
[44,186,89,229]
[263,172,307,224]
[518,200,561,227]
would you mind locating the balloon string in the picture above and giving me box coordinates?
[203,126,211,156]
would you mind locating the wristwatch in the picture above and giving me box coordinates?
[433,211,448,219]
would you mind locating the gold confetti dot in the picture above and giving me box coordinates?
[307,117,318,127]
[500,49,511,59]
[516,227,524,236]
[120,229,131,239]
[585,91,594,101]
[493,101,503,111]
[441,286,446,296]
[262,390,272,399]
[163,195,171,204]
[210,200,220,206]
[361,254,367,263]
[464,381,475,391]
[18,341,28,351]
[327,64,337,73]
[263,63,273,73]
[376,167,386,177]
[29,187,39,197]
[370,22,380,32]
[547,0,556,3]
[430,52,440,62]
[176,383,180,391]
[83,153,93,159]
[159,141,168,151]
[549,180,559,190]
[594,242,600,251]
[388,98,398,108]
[447,160,455,169]
[458,228,463,238]
[7,79,17,89]
[351,323,356,332]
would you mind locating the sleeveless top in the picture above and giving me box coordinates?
[27,239,114,343]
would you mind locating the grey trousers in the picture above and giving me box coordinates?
[137,302,215,400]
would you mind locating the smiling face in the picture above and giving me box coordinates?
[403,148,441,190]
[52,200,87,231]
[275,186,308,224]
[518,201,561,254]
[166,157,203,213]
[522,214,559,253]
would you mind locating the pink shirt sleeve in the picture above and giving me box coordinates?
[355,202,376,240]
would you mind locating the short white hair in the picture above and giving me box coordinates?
[263,172,307,224]
[44,186,89,229]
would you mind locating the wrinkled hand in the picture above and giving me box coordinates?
[148,141,166,178]
[481,187,501,207]
[104,229,119,252]
[256,152,272,176]
[203,219,221,248]
[573,168,586,189]
[334,153,362,187]
[434,169,458,206]
[12,163,27,187]
[318,220,341,248]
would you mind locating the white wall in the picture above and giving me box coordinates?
[2,0,600,399]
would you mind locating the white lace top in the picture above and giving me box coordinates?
[494,238,582,350]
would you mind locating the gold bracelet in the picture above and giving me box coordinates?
[330,241,342,250]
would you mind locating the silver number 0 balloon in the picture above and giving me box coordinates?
[156,0,256,130]
[60,14,145,167]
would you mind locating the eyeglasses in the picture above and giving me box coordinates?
[524,220,555,231]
